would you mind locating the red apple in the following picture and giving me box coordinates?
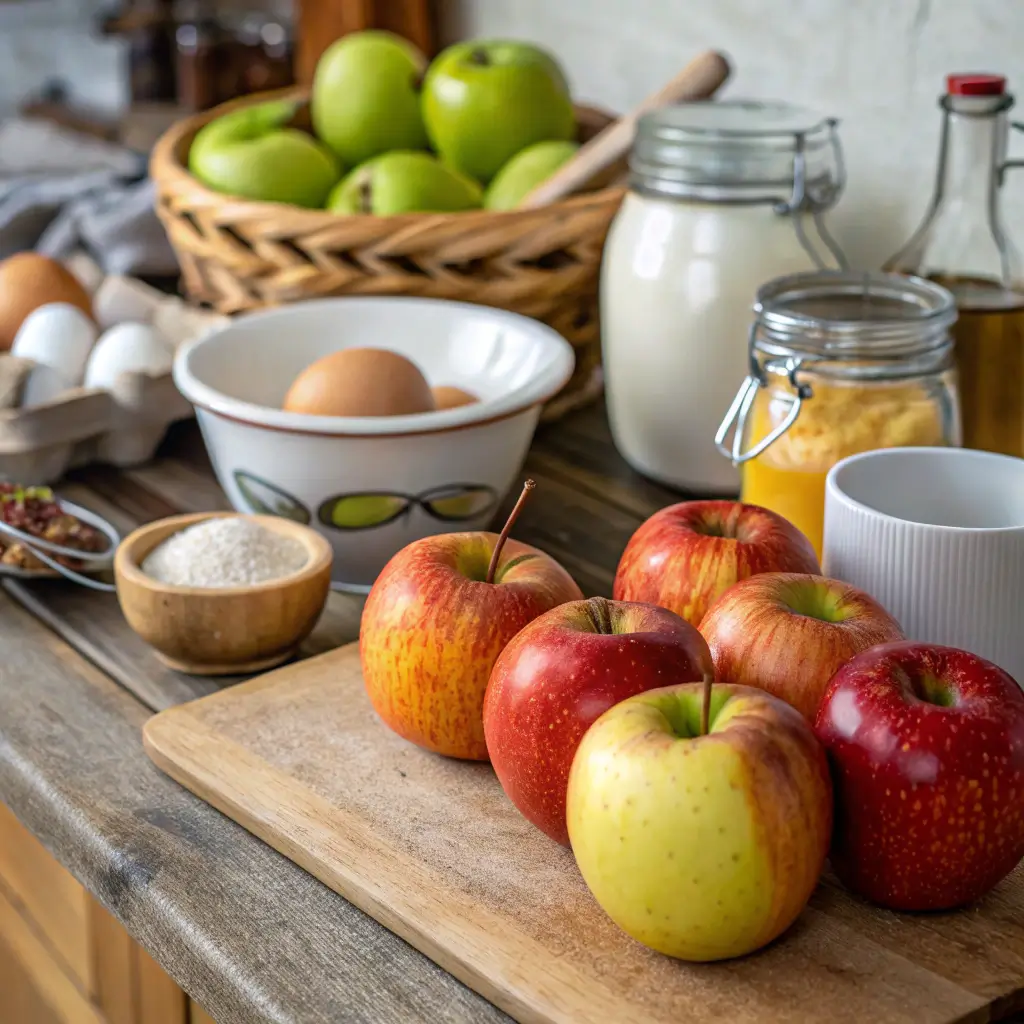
[483,597,713,845]
[360,481,582,760]
[614,500,820,628]
[699,572,904,722]
[816,642,1024,911]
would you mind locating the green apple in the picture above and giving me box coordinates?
[566,681,832,962]
[422,40,576,183]
[312,30,429,168]
[485,140,579,210]
[189,100,341,208]
[327,151,482,216]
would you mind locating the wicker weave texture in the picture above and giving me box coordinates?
[150,90,624,417]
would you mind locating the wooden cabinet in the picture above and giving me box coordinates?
[0,801,93,994]
[0,881,104,1024]
[294,0,435,85]
[0,802,210,1024]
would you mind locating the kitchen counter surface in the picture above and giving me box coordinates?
[0,402,687,1024]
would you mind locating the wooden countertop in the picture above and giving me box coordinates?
[0,403,689,1024]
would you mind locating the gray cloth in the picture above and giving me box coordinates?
[0,117,179,276]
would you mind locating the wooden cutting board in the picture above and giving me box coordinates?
[143,643,1024,1024]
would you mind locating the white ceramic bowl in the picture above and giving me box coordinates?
[173,297,574,590]
[823,446,1024,684]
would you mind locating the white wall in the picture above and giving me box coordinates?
[0,0,126,115]
[440,0,1024,270]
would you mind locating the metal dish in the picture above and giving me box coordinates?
[0,498,121,592]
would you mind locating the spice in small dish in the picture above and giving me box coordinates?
[0,484,108,570]
[141,517,308,588]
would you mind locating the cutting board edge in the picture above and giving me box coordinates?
[142,689,641,1024]
[143,713,547,1024]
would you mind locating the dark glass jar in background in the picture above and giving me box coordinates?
[234,12,294,95]
[174,1,233,111]
[126,0,177,102]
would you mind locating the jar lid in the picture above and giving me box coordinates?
[754,271,957,367]
[947,73,1006,96]
[715,272,956,464]
[630,100,837,200]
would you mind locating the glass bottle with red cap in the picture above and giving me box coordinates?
[886,73,1024,457]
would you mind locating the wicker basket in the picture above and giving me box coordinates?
[149,89,625,419]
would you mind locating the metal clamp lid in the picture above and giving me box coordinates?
[714,330,814,464]
[714,271,957,465]
[630,102,849,271]
[771,122,847,270]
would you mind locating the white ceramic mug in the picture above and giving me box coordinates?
[823,446,1024,685]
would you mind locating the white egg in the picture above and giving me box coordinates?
[11,303,97,403]
[84,322,174,390]
[20,363,69,407]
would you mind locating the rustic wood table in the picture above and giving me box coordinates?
[0,404,677,1024]
[1,405,1022,1024]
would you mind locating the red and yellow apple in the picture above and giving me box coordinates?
[360,483,582,760]
[816,641,1024,911]
[614,500,820,628]
[699,572,904,721]
[483,597,713,846]
[567,680,832,962]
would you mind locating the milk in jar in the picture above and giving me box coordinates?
[601,101,847,493]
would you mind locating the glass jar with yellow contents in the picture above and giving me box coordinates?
[716,271,961,557]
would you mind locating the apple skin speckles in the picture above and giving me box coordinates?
[699,572,905,723]
[484,598,713,845]
[567,682,831,961]
[816,641,1024,911]
[614,500,821,629]
[360,532,582,761]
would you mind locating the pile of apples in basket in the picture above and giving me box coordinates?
[359,482,1024,963]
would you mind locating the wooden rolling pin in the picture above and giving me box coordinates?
[517,50,731,209]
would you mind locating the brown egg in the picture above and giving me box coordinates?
[283,347,435,417]
[431,385,479,410]
[0,253,93,351]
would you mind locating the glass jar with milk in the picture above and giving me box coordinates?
[601,101,847,493]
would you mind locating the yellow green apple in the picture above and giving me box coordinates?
[189,100,341,208]
[422,40,576,183]
[327,152,483,215]
[484,140,579,210]
[312,30,429,168]
[567,681,831,961]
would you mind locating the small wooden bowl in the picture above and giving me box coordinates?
[115,511,333,676]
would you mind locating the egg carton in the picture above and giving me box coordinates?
[0,253,229,484]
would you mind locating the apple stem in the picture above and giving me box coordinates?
[358,179,373,214]
[468,48,491,66]
[586,596,613,635]
[700,672,713,737]
[486,479,535,585]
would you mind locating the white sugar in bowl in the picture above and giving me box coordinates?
[173,297,574,591]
